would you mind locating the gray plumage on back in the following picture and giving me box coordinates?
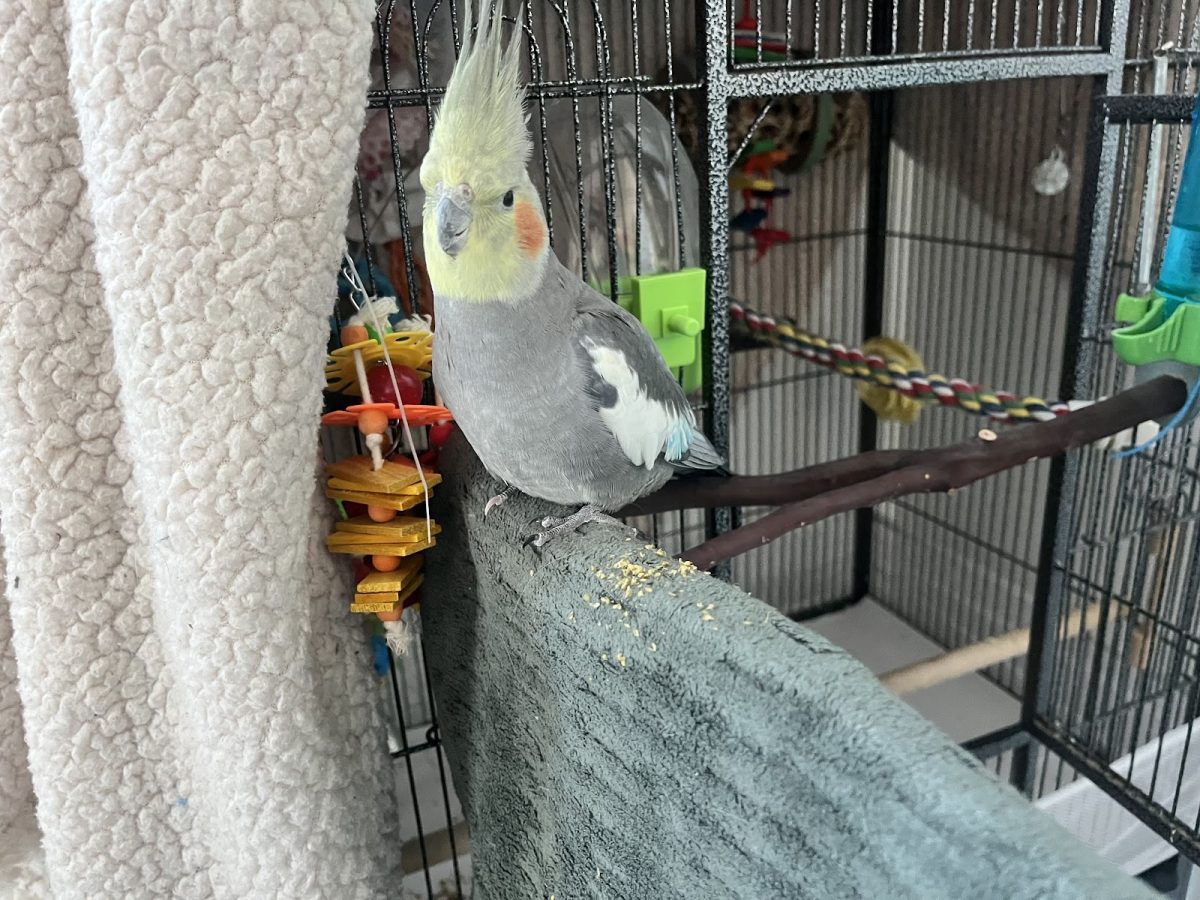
[434,257,721,515]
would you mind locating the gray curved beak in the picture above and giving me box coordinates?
[436,184,472,258]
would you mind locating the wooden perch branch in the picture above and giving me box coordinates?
[679,376,1188,572]
[617,449,919,516]
[878,601,1114,695]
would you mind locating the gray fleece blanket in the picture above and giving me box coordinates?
[423,440,1155,900]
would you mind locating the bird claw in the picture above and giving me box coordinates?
[521,515,555,550]
[522,531,550,550]
[483,486,517,519]
[520,505,620,551]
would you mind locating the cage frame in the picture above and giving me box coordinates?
[349,1,1200,893]
[982,90,1200,867]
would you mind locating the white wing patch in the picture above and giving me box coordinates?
[584,342,692,469]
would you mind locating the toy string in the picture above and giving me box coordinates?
[340,250,434,543]
[1112,374,1200,459]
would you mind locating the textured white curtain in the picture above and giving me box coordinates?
[0,1,401,896]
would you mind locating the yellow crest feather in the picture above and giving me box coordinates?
[426,1,529,192]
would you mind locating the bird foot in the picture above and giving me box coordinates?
[483,485,518,518]
[522,505,623,549]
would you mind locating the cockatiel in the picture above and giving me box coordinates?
[421,0,722,546]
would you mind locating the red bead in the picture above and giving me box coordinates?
[427,421,455,448]
[365,363,423,407]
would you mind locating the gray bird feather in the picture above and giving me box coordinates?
[433,256,723,512]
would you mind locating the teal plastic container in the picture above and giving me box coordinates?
[1156,93,1200,316]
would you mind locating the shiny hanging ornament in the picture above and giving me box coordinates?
[1032,145,1071,197]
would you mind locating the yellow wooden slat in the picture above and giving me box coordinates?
[324,455,421,492]
[350,573,424,613]
[324,487,425,512]
[335,516,440,539]
[356,558,423,593]
[323,535,436,557]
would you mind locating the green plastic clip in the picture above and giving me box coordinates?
[1112,291,1200,367]
[607,268,707,394]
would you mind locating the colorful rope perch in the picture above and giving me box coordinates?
[730,301,1072,423]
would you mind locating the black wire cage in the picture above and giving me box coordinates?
[344,0,1200,896]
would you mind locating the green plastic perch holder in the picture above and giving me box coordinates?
[1113,291,1200,426]
[596,268,707,395]
[1113,292,1200,368]
[1110,89,1200,428]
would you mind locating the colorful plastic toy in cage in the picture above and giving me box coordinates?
[320,260,454,653]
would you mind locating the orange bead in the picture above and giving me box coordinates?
[372,554,401,572]
[376,607,403,622]
[367,505,396,523]
[340,324,369,345]
[357,410,390,435]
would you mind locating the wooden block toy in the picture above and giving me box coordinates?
[325,530,436,552]
[392,472,443,495]
[350,573,424,614]
[396,575,423,607]
[350,594,401,613]
[728,173,775,192]
[356,558,423,593]
[328,527,438,548]
[323,534,436,557]
[325,487,426,512]
[336,516,441,539]
[325,455,421,492]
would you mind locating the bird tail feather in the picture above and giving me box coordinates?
[670,430,725,473]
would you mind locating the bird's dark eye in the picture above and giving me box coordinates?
[502,190,515,208]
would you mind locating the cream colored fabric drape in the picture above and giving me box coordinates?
[0,2,400,896]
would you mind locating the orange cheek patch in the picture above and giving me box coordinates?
[515,200,547,257]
